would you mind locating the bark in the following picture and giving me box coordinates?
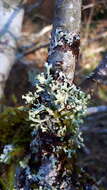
[48,0,81,83]
[0,0,24,99]
[16,1,84,190]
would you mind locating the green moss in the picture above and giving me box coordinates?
[0,107,31,147]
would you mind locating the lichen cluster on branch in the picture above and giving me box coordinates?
[14,63,90,189]
[0,64,90,189]
[23,63,89,155]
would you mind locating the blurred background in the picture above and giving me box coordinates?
[0,0,107,189]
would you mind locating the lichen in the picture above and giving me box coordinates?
[23,63,89,149]
[0,64,90,189]
[49,28,80,58]
[15,63,90,189]
[0,144,14,163]
[53,28,80,48]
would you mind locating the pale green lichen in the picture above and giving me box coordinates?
[0,144,14,163]
[23,63,90,155]
[0,65,91,189]
[0,63,90,189]
[52,28,80,47]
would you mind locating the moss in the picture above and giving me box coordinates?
[0,107,33,189]
[0,107,31,147]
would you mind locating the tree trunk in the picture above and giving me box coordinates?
[48,0,81,83]
[0,0,24,99]
[16,1,85,190]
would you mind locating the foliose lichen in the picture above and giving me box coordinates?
[0,63,90,189]
[51,28,80,49]
[0,144,14,163]
[16,63,90,189]
[22,63,89,155]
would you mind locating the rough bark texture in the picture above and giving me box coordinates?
[16,1,86,190]
[0,0,24,99]
[48,0,81,83]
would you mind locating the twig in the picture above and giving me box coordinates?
[25,0,44,13]
[17,43,49,60]
[82,127,107,134]
[84,0,95,43]
[17,25,52,60]
[0,6,22,38]
[82,0,106,10]
[33,25,52,39]
[82,31,107,46]
[87,106,107,115]
[80,54,107,89]
[20,25,52,47]
[82,3,95,10]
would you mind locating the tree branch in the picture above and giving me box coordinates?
[0,0,24,99]
[80,54,107,91]
[87,105,107,115]
[48,0,81,84]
